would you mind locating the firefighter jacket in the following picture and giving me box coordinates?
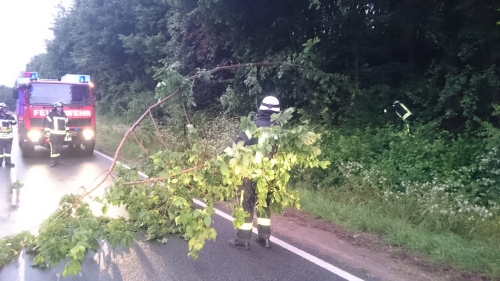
[234,110,278,145]
[0,112,16,139]
[385,102,413,121]
[233,110,280,158]
[44,109,69,135]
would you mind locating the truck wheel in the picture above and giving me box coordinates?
[84,142,95,156]
[21,144,34,158]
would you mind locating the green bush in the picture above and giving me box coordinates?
[315,122,485,188]
[288,121,500,277]
[292,121,500,241]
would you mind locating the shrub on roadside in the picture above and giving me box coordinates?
[291,121,499,244]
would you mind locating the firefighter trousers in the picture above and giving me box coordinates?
[0,138,13,164]
[49,134,65,161]
[236,178,272,243]
[403,117,414,135]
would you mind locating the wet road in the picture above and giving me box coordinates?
[0,137,374,281]
[0,141,111,239]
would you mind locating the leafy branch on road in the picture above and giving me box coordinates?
[0,62,329,277]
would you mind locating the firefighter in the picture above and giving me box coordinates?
[384,100,414,134]
[0,103,17,167]
[227,96,281,250]
[44,101,69,167]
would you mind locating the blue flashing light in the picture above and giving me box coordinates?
[61,74,90,83]
[30,72,38,80]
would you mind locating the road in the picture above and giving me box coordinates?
[0,138,375,281]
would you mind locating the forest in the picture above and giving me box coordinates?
[7,0,500,278]
[24,0,498,129]
[0,86,16,110]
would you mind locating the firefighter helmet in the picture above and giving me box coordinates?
[393,100,400,105]
[54,101,63,108]
[0,103,7,109]
[259,96,280,112]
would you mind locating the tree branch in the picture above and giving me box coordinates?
[123,163,204,185]
[132,131,149,155]
[148,109,167,149]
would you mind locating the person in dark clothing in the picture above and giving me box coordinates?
[227,96,281,250]
[384,100,414,133]
[0,103,17,167]
[44,101,69,167]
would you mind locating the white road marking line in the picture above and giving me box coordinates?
[17,250,25,281]
[193,199,364,281]
[96,150,365,281]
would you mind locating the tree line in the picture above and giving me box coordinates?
[25,0,500,132]
[0,86,16,110]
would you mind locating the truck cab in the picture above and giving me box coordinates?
[14,72,97,157]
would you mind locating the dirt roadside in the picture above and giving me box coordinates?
[266,208,489,281]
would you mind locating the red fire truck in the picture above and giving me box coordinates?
[13,72,96,157]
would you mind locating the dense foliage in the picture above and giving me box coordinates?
[24,0,499,131]
[0,85,16,111]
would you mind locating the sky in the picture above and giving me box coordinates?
[0,0,72,87]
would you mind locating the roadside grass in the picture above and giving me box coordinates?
[96,115,500,278]
[96,113,240,165]
[96,116,141,163]
[292,183,500,278]
[305,124,500,278]
[96,116,170,164]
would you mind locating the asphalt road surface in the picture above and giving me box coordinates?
[0,137,376,281]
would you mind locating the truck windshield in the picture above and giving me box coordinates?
[28,83,91,106]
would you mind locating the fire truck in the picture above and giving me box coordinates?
[13,72,96,157]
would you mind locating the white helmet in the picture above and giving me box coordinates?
[0,103,7,109]
[259,96,280,112]
[54,101,63,108]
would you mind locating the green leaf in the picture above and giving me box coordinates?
[220,163,229,175]
[204,216,212,227]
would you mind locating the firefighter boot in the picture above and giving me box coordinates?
[227,239,250,250]
[5,162,15,168]
[50,159,57,167]
[255,238,271,248]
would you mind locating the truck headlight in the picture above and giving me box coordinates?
[83,129,94,140]
[27,130,42,142]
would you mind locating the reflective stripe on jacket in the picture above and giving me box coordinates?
[0,113,16,139]
[44,110,69,135]
[393,103,413,121]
